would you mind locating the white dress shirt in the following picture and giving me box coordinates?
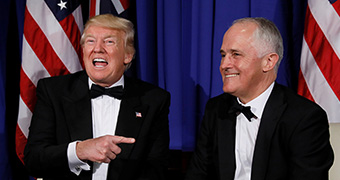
[234,82,274,180]
[67,76,124,180]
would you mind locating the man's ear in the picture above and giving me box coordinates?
[262,53,279,72]
[124,53,133,65]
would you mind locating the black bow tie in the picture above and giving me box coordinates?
[90,84,124,99]
[228,99,257,121]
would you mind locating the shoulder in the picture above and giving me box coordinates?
[272,83,327,123]
[124,76,170,101]
[275,83,324,111]
[125,76,169,94]
[37,71,86,86]
[36,71,87,95]
[205,93,234,109]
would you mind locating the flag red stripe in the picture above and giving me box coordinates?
[332,0,340,15]
[90,0,97,17]
[303,5,340,100]
[15,124,27,164]
[297,70,315,102]
[59,15,84,68]
[16,3,83,165]
[24,8,70,77]
[120,0,130,10]
[19,68,37,112]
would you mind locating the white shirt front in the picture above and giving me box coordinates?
[234,83,274,180]
[67,76,124,180]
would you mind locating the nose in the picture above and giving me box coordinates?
[93,41,104,53]
[220,54,232,70]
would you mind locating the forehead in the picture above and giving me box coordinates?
[221,22,257,51]
[85,25,125,38]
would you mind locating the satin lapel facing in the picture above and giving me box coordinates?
[114,82,148,159]
[251,84,287,180]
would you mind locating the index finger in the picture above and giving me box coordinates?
[112,136,135,144]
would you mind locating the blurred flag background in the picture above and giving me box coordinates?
[1,0,339,179]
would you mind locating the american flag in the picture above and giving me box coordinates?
[89,0,130,17]
[135,112,142,118]
[15,0,84,164]
[298,0,340,123]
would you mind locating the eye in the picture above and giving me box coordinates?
[232,52,240,57]
[85,38,95,44]
[105,40,114,44]
[104,38,117,45]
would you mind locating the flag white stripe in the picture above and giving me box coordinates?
[26,0,82,73]
[73,6,84,34]
[22,36,50,86]
[309,0,340,60]
[300,37,340,123]
[17,97,33,138]
[96,0,101,15]
[112,0,125,14]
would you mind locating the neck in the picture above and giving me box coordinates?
[239,74,276,104]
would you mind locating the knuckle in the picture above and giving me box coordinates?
[112,146,122,154]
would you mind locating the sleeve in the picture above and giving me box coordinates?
[288,105,334,180]
[67,141,90,175]
[23,79,73,177]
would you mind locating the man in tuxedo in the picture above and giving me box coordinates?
[24,14,170,180]
[185,17,333,180]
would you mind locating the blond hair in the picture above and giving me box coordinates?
[81,14,135,69]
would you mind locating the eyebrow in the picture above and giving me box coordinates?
[84,34,118,39]
[220,49,240,54]
[103,34,118,39]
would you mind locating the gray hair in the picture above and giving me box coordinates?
[233,17,284,73]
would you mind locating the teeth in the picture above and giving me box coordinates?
[93,58,107,63]
[225,74,239,78]
[93,58,108,67]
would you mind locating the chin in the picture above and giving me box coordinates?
[222,86,235,94]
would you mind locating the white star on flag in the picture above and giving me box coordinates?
[57,0,67,10]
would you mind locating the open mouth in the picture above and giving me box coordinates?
[93,58,108,67]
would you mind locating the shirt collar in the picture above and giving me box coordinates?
[238,82,275,120]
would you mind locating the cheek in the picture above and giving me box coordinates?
[83,47,92,56]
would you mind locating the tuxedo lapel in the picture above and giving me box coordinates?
[62,72,93,141]
[251,83,287,180]
[114,77,148,158]
[217,94,237,180]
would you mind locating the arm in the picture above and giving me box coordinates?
[24,78,135,178]
[24,79,72,177]
[288,106,334,180]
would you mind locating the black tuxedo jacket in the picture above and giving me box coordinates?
[24,71,170,180]
[185,83,333,180]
